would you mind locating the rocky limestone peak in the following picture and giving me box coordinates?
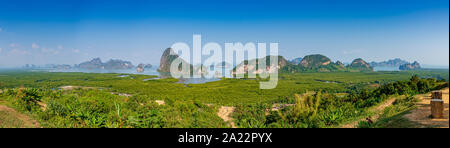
[158,48,178,72]
[103,59,134,69]
[232,55,288,75]
[399,61,421,70]
[370,58,409,67]
[90,58,102,65]
[289,57,303,65]
[77,58,134,69]
[336,60,345,67]
[299,54,331,68]
[348,58,373,71]
[137,63,153,72]
[158,48,191,73]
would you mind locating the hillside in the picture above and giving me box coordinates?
[300,54,332,67]
[347,58,373,71]
[281,54,366,72]
[233,54,375,73]
[232,55,289,75]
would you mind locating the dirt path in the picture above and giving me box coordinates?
[218,106,236,128]
[155,100,165,105]
[340,97,397,128]
[0,105,41,128]
[403,88,449,128]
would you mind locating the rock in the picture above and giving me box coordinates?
[77,58,104,69]
[280,54,350,72]
[158,48,177,72]
[399,61,421,70]
[300,54,332,68]
[158,48,192,73]
[289,57,303,65]
[103,59,134,69]
[137,64,145,72]
[144,64,152,68]
[136,63,152,72]
[347,58,373,71]
[76,58,134,69]
[232,55,288,75]
[370,58,409,67]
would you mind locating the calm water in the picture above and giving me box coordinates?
[47,68,223,84]
[49,68,161,76]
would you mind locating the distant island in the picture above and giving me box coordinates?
[24,58,153,73]
[399,61,421,70]
[22,50,423,74]
[76,58,134,70]
[232,54,373,74]
[370,58,409,67]
[370,58,421,70]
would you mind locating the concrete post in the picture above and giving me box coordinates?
[431,90,442,100]
[431,99,444,119]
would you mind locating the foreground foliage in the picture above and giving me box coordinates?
[0,69,448,128]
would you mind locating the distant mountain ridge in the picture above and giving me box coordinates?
[232,55,288,75]
[370,58,409,67]
[300,54,331,67]
[233,54,374,74]
[75,58,134,70]
[399,61,421,70]
[289,57,303,65]
[348,58,373,71]
[284,54,372,72]
[370,58,423,71]
[24,58,153,72]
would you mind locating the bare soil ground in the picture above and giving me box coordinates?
[155,100,165,105]
[0,105,40,128]
[403,88,449,128]
[218,106,236,128]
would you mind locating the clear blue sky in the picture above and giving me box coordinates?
[0,0,448,67]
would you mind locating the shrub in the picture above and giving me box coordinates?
[14,88,42,112]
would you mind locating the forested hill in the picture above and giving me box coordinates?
[280,54,373,73]
[232,54,375,74]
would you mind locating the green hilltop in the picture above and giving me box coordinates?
[233,54,374,74]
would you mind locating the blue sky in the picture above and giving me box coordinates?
[0,0,448,67]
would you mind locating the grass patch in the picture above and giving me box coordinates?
[358,96,421,128]
[0,110,25,128]
[0,70,447,128]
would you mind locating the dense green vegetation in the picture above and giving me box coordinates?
[234,75,447,128]
[357,95,419,128]
[0,69,448,128]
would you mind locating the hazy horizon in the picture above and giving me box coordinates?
[0,0,449,67]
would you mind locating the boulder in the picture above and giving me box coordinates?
[399,61,421,70]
